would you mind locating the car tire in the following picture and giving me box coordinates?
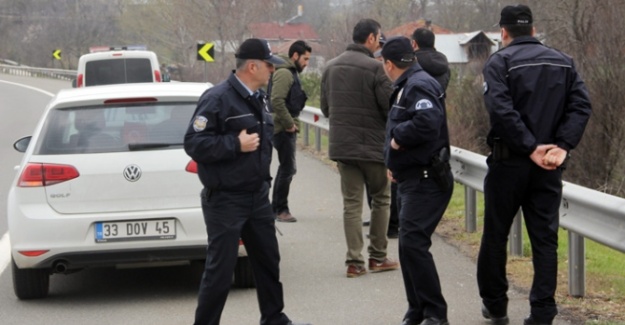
[12,257,50,299]
[233,256,255,288]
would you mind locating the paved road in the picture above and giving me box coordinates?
[0,74,578,324]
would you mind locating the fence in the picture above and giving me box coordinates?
[0,64,76,81]
[300,105,625,298]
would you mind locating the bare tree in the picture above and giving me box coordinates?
[529,0,625,195]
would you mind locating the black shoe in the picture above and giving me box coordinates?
[287,322,312,325]
[523,315,552,325]
[419,317,449,325]
[481,304,509,325]
[362,219,370,226]
[401,319,419,325]
[387,231,399,238]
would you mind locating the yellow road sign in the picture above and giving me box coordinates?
[197,43,215,62]
[52,49,62,60]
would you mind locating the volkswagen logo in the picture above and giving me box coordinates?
[123,164,142,182]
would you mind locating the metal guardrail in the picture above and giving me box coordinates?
[301,105,625,297]
[0,64,76,81]
[3,66,622,297]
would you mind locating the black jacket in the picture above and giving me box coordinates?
[415,48,450,91]
[184,73,273,192]
[384,63,450,181]
[483,36,592,155]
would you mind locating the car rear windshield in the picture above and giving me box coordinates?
[85,58,153,86]
[34,103,196,154]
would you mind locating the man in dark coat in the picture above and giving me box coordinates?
[411,28,450,91]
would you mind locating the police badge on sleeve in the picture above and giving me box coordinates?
[415,99,433,110]
[193,115,208,132]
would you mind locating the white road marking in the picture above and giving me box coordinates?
[0,232,10,276]
[0,79,55,97]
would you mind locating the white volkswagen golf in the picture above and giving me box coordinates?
[8,82,254,299]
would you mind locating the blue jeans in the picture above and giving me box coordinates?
[272,131,297,214]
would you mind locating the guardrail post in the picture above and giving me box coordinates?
[315,127,321,152]
[464,186,477,233]
[303,124,310,147]
[509,210,523,256]
[568,230,586,297]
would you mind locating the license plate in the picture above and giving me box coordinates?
[95,218,176,243]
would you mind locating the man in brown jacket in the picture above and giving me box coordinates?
[320,18,398,278]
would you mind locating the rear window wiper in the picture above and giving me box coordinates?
[128,143,183,151]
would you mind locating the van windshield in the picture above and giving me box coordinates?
[85,58,153,86]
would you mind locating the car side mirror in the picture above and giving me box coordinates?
[14,136,32,153]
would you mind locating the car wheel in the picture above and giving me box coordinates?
[233,256,255,288]
[12,257,50,299]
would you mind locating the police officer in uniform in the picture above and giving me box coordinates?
[381,36,453,325]
[478,5,592,325]
[184,38,311,325]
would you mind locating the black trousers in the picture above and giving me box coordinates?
[477,156,561,322]
[389,182,400,233]
[398,171,453,322]
[272,131,297,214]
[194,183,290,325]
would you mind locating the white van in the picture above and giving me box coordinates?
[73,49,163,88]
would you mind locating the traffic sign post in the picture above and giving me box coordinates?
[197,42,214,62]
[197,42,215,83]
[52,49,62,60]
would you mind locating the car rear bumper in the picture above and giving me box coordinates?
[30,245,208,271]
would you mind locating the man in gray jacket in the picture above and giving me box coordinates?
[321,18,398,278]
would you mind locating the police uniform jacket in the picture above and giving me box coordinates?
[384,63,450,182]
[483,36,591,155]
[320,44,393,163]
[184,73,273,192]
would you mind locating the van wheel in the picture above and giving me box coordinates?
[12,258,50,299]
[233,256,255,288]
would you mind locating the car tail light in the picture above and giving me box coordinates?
[18,163,80,187]
[154,70,162,82]
[19,250,49,257]
[185,160,198,173]
[77,74,84,87]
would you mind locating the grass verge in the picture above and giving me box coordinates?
[438,186,625,325]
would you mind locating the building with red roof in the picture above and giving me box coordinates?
[385,19,454,38]
[248,21,320,42]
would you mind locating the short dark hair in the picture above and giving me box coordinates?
[502,25,533,38]
[289,40,312,58]
[352,19,381,44]
[412,28,435,49]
